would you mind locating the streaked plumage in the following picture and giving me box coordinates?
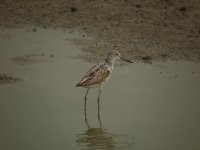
[76,63,111,88]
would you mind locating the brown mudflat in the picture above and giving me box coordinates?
[0,0,200,63]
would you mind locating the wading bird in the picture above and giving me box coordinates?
[76,50,133,105]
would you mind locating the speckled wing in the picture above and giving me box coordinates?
[76,63,110,87]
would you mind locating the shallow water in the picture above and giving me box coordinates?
[0,28,200,150]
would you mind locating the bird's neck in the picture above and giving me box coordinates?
[105,58,115,70]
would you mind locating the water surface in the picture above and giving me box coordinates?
[0,28,200,150]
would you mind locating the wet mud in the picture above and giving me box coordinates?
[0,74,22,85]
[12,53,55,65]
[0,0,200,63]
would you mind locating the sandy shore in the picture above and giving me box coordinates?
[0,0,200,63]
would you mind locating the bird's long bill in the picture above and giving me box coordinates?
[119,56,133,63]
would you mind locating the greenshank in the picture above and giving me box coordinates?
[76,50,133,103]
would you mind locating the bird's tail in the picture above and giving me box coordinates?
[76,83,81,87]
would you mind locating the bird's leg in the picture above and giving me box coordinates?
[97,87,102,103]
[84,88,89,108]
[84,102,90,129]
[97,86,102,128]
[97,98,102,128]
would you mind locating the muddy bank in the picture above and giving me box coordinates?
[0,0,200,63]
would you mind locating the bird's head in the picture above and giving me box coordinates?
[107,50,133,63]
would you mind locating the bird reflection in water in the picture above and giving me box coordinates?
[76,98,133,150]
